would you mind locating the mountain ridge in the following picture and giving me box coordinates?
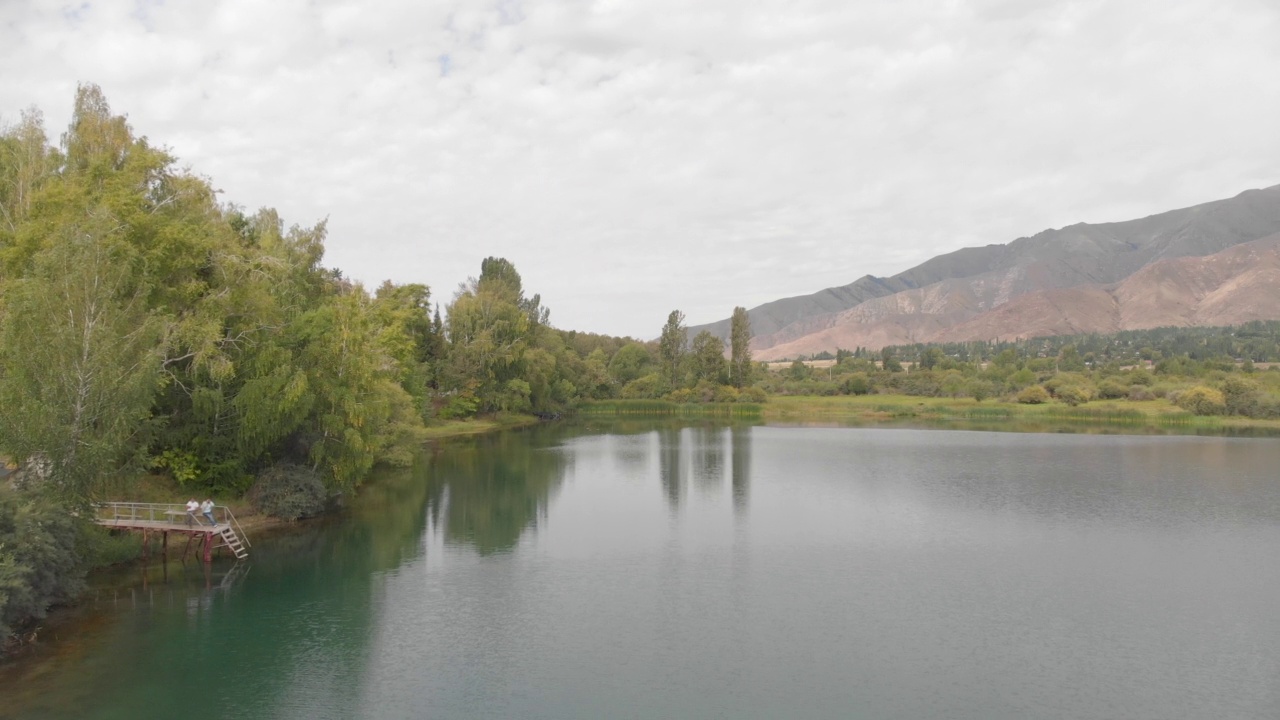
[689,184,1280,359]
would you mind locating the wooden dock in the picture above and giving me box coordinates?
[94,502,251,562]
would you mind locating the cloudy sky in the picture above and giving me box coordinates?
[2,0,1278,337]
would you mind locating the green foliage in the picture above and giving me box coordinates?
[1017,385,1051,404]
[1219,376,1262,417]
[0,490,85,640]
[841,373,871,395]
[439,390,480,419]
[1096,378,1130,400]
[966,379,995,402]
[607,342,653,384]
[690,331,727,385]
[151,449,201,486]
[0,172,164,501]
[788,360,811,380]
[249,462,329,521]
[622,372,666,399]
[658,310,688,387]
[1174,386,1227,416]
[1057,344,1086,372]
[729,306,753,388]
[880,348,903,373]
[1055,384,1093,407]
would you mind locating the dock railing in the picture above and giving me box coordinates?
[95,501,187,525]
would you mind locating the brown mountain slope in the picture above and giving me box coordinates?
[757,234,1280,358]
[697,183,1280,354]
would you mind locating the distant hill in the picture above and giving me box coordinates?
[689,184,1280,360]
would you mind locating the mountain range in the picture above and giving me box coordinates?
[690,184,1280,360]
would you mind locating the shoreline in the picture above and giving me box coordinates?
[139,413,545,548]
[578,395,1280,436]
[1,413,542,662]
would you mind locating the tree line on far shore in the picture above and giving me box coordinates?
[763,327,1280,418]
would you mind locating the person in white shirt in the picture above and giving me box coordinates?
[201,499,218,528]
[185,499,199,527]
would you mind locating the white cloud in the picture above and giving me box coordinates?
[2,0,1278,337]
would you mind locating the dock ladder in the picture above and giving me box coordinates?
[218,525,249,559]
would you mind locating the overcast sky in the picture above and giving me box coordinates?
[3,0,1278,337]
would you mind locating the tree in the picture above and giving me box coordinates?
[446,258,535,412]
[690,331,727,385]
[0,107,56,239]
[658,310,687,388]
[919,347,944,371]
[607,342,653,384]
[0,218,163,500]
[880,347,903,373]
[1057,344,1085,372]
[1174,386,1225,415]
[729,306,753,388]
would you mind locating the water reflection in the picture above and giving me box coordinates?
[658,428,683,511]
[691,426,726,492]
[731,426,751,516]
[423,429,569,555]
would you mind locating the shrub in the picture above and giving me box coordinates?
[0,490,85,642]
[249,463,328,521]
[1127,385,1155,402]
[1007,368,1037,389]
[1096,379,1130,400]
[1126,368,1155,386]
[841,373,871,395]
[1173,386,1226,416]
[1055,384,1093,407]
[1220,376,1261,417]
[966,379,996,402]
[621,373,666,400]
[1017,385,1050,404]
[438,391,479,419]
[713,385,740,403]
[739,386,768,403]
[666,388,696,404]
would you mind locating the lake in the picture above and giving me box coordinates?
[3,421,1280,719]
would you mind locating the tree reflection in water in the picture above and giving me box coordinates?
[423,428,570,555]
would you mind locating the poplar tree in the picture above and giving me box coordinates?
[658,310,687,388]
[729,306,753,388]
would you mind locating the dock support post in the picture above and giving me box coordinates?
[203,531,213,563]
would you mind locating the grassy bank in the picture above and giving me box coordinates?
[759,394,1280,432]
[579,400,764,417]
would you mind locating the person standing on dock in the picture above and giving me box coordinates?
[201,498,218,528]
[185,499,199,527]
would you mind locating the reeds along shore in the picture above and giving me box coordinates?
[578,396,1280,433]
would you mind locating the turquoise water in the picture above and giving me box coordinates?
[3,422,1280,719]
